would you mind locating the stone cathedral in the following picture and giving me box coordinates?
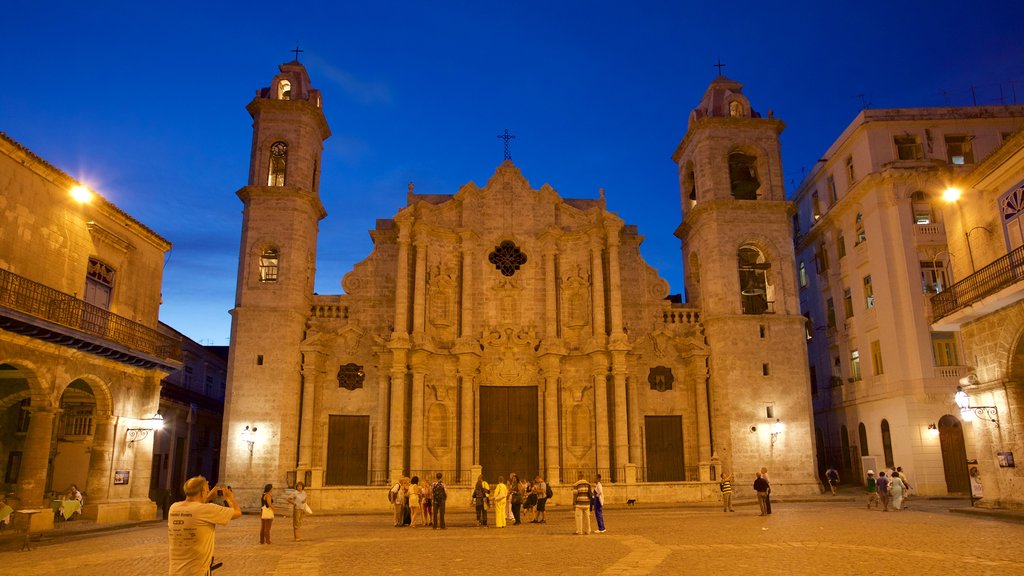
[222,61,820,509]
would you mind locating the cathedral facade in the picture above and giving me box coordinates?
[222,63,819,509]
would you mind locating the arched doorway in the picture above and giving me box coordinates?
[938,414,969,493]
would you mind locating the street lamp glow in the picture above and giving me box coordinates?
[942,187,962,203]
[70,185,94,203]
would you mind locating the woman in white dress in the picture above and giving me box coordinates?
[890,474,906,511]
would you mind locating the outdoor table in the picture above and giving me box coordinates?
[16,508,45,551]
[51,499,82,520]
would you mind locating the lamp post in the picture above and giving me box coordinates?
[954,385,999,426]
[943,187,991,273]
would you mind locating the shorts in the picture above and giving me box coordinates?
[536,497,547,512]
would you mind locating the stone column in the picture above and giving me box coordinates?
[610,353,629,473]
[373,370,390,482]
[85,414,116,505]
[394,220,412,335]
[409,370,426,473]
[540,356,562,485]
[412,237,428,335]
[545,250,559,338]
[297,351,321,472]
[590,241,606,337]
[592,365,610,474]
[626,372,643,466]
[458,364,477,477]
[695,363,712,469]
[16,405,57,508]
[388,352,408,480]
[459,234,475,337]
[604,222,624,335]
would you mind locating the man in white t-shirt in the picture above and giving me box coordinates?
[168,476,241,575]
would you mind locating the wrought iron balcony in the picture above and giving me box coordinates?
[931,244,1024,321]
[0,268,181,366]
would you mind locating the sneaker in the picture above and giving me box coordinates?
[595,529,606,533]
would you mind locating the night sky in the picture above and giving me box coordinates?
[3,1,1022,344]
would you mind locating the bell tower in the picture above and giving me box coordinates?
[222,60,330,496]
[673,76,818,493]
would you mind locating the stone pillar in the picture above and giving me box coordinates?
[459,234,475,337]
[695,363,712,468]
[611,353,629,473]
[412,237,428,335]
[458,364,477,477]
[129,424,157,519]
[592,366,610,474]
[626,371,643,466]
[388,353,408,480]
[297,351,321,472]
[545,250,559,338]
[409,370,426,473]
[16,405,57,508]
[373,370,390,483]
[590,242,606,336]
[394,220,412,334]
[540,357,562,485]
[604,222,624,335]
[85,414,116,504]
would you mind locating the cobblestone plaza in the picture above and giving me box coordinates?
[3,498,1023,575]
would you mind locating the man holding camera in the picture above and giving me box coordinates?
[168,476,241,575]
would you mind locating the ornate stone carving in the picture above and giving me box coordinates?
[561,264,591,328]
[648,366,674,392]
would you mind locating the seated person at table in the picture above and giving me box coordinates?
[65,484,83,518]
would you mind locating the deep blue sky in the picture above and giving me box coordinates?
[3,1,1022,345]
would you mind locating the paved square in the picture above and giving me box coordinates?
[2,499,1022,575]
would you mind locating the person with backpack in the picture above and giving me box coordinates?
[388,477,408,527]
[531,474,549,524]
[472,476,490,527]
[876,471,891,512]
[825,466,840,495]
[430,473,447,529]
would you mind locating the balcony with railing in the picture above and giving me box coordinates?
[931,244,1024,329]
[0,268,181,368]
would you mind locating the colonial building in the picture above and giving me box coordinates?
[152,323,227,515]
[793,107,1024,496]
[932,127,1024,509]
[222,63,819,509]
[0,132,181,530]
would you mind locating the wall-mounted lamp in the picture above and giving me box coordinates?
[954,386,999,427]
[242,425,258,454]
[126,412,164,446]
[770,419,783,447]
[927,423,938,430]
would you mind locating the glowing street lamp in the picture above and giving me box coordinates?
[70,185,94,204]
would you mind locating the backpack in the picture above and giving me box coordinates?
[388,483,399,503]
[431,481,446,502]
[545,483,553,499]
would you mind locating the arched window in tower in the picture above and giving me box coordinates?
[268,141,288,186]
[728,151,760,200]
[858,422,869,456]
[278,80,292,100]
[729,100,743,118]
[684,163,697,208]
[259,247,280,282]
[738,246,771,314]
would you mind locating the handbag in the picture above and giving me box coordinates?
[261,506,274,519]
[304,503,313,515]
